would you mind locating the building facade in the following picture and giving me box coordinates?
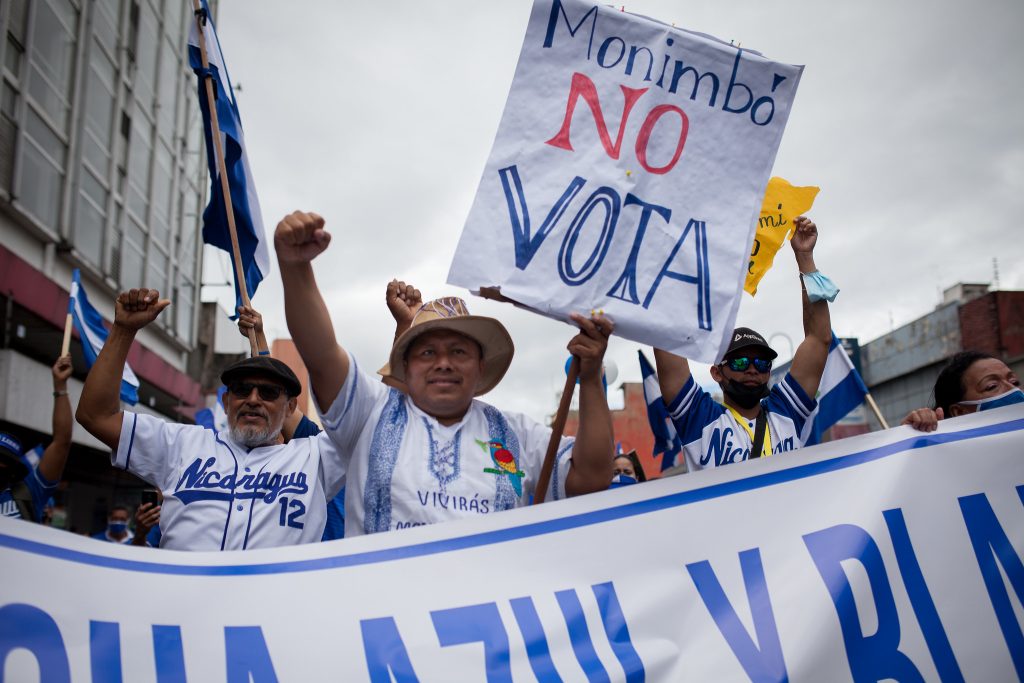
[0,0,210,534]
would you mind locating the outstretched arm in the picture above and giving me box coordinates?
[276,211,348,409]
[788,216,832,398]
[76,289,170,450]
[565,314,615,496]
[37,354,73,483]
[653,348,692,407]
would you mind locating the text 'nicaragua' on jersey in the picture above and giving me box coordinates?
[666,374,817,472]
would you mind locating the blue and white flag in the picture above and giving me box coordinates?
[638,350,684,471]
[69,270,139,405]
[803,333,870,445]
[194,386,228,434]
[188,0,269,315]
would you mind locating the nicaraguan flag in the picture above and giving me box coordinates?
[195,386,228,434]
[803,333,870,445]
[639,350,684,471]
[69,270,140,405]
[188,1,269,315]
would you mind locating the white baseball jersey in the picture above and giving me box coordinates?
[317,353,575,537]
[113,413,346,551]
[666,373,817,472]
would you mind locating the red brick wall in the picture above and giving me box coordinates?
[959,291,1024,360]
[564,382,663,479]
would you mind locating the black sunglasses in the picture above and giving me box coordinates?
[722,357,773,373]
[227,381,286,401]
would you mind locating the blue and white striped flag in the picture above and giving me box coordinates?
[803,333,870,445]
[188,0,269,315]
[194,386,228,434]
[639,350,684,471]
[69,269,139,405]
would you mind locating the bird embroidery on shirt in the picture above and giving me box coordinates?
[477,439,524,496]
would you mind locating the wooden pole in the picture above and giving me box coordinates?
[864,392,890,430]
[60,313,73,356]
[533,356,579,505]
[190,1,259,357]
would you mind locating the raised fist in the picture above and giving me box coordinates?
[275,211,331,264]
[114,289,171,331]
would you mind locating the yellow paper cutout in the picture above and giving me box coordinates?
[744,177,820,296]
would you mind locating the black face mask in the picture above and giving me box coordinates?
[722,378,769,409]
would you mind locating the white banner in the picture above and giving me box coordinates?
[448,0,803,362]
[2,405,1023,681]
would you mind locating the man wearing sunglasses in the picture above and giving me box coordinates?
[653,216,832,471]
[76,289,346,550]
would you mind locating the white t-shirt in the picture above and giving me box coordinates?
[318,353,575,537]
[113,412,346,551]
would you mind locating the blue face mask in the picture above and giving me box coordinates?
[108,521,128,535]
[801,271,840,303]
[957,388,1024,412]
[609,474,638,488]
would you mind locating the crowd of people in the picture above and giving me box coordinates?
[1,212,1020,550]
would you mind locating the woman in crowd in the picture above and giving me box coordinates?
[902,351,1021,431]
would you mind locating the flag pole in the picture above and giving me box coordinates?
[60,313,73,356]
[190,1,260,357]
[533,356,579,505]
[864,392,890,430]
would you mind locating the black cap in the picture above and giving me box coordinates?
[722,327,778,361]
[0,432,28,483]
[220,356,302,397]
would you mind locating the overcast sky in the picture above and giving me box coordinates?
[201,0,1024,422]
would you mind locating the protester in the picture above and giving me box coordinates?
[75,289,347,550]
[274,210,615,536]
[92,505,133,544]
[902,351,1022,432]
[0,355,73,522]
[613,450,646,482]
[653,217,833,470]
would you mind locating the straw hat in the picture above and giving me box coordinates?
[379,297,514,397]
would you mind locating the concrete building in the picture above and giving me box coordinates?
[860,285,1023,429]
[0,0,211,534]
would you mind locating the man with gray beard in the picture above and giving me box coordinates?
[76,288,347,550]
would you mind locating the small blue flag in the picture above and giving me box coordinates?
[69,270,139,405]
[195,386,228,434]
[802,334,870,445]
[188,1,269,316]
[638,350,684,471]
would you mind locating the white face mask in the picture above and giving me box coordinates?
[956,387,1024,412]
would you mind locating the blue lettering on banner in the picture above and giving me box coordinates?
[883,508,964,682]
[152,625,187,683]
[804,524,925,683]
[91,621,123,683]
[360,582,641,681]
[555,589,612,682]
[431,603,513,683]
[959,490,1024,679]
[509,597,563,681]
[174,457,308,505]
[0,603,71,683]
[686,548,786,683]
[361,617,421,683]
[225,626,279,683]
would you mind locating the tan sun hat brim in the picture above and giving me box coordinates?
[382,316,514,397]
